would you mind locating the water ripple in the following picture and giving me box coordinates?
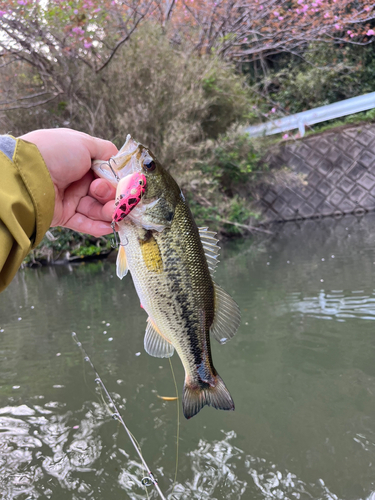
[286,290,375,322]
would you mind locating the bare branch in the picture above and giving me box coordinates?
[0,93,61,111]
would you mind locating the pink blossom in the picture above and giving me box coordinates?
[283,134,289,139]
[335,24,340,30]
[350,34,354,38]
[324,12,329,18]
[278,16,284,20]
[302,5,308,12]
[296,8,300,14]
[17,0,27,4]
[0,10,6,15]
[72,26,85,35]
[347,30,352,34]
[298,0,303,4]
[273,11,279,16]
[84,41,93,48]
[94,7,101,12]
[364,6,370,11]
[74,9,78,14]
[271,107,276,113]
[259,5,263,9]
[367,29,375,36]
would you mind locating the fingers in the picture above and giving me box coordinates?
[64,213,113,237]
[76,196,114,222]
[90,178,116,203]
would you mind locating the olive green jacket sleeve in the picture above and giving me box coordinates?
[0,136,55,292]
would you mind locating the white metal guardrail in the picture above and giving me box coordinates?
[244,92,375,138]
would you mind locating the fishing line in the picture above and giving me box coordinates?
[168,357,180,497]
[72,331,167,500]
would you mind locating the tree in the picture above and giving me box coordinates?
[169,0,375,65]
[0,0,171,128]
[1,0,374,126]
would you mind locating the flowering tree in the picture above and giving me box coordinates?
[0,0,172,117]
[169,0,375,63]
[0,0,374,127]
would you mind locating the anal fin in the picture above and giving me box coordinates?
[144,317,174,358]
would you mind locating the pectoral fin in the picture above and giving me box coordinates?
[210,283,241,344]
[116,245,128,279]
[144,318,174,358]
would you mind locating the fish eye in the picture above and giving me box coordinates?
[143,159,156,172]
[139,179,144,186]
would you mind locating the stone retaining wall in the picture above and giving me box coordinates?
[257,123,375,223]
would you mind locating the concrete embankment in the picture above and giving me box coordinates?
[257,123,375,223]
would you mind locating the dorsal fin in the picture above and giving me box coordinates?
[210,283,241,344]
[144,318,175,358]
[198,227,220,276]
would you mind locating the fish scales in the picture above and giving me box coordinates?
[92,135,240,419]
[121,200,216,378]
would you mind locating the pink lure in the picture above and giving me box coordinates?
[113,172,146,223]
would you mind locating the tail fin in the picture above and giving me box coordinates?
[182,374,234,419]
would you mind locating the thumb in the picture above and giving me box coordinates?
[85,135,118,161]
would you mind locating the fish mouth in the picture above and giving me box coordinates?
[92,134,142,186]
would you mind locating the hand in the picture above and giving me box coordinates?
[20,128,118,237]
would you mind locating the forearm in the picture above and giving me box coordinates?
[0,136,55,292]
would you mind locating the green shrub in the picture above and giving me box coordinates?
[258,43,375,114]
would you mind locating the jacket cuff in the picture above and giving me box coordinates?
[13,138,55,247]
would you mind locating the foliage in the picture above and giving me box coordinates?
[185,128,279,236]
[24,228,111,265]
[257,43,375,116]
[2,24,254,175]
[0,0,374,119]
[103,25,252,168]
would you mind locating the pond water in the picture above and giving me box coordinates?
[1,214,375,499]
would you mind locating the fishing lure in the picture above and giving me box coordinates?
[110,172,147,248]
[113,173,147,223]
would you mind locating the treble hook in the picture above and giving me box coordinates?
[108,157,120,182]
[110,221,119,249]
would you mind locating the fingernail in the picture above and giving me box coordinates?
[94,182,111,199]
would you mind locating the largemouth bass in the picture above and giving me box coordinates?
[92,135,241,419]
